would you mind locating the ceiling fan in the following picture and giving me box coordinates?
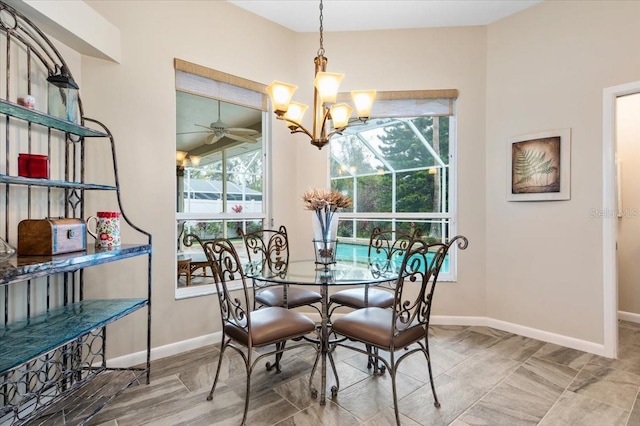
[179,100,260,145]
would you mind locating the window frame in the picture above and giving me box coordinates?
[174,59,271,299]
[329,90,460,281]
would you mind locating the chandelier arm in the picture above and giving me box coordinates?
[348,117,369,125]
[326,129,344,139]
[279,117,314,139]
[318,106,333,139]
[326,117,369,139]
[291,128,314,137]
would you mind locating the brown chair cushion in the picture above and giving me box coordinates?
[256,286,322,308]
[330,288,394,309]
[225,307,316,347]
[331,307,426,349]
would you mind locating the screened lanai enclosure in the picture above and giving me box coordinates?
[330,95,455,248]
[177,144,264,242]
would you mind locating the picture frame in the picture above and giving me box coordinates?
[507,128,571,201]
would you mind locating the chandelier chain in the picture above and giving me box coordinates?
[317,0,325,57]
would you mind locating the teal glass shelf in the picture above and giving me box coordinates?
[0,174,116,190]
[0,99,108,137]
[0,244,152,285]
[0,298,148,374]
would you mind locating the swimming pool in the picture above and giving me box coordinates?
[335,242,450,273]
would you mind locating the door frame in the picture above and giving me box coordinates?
[603,80,640,358]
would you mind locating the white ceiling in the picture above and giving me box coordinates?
[227,0,542,33]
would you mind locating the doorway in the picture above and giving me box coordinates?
[603,81,640,358]
[616,93,640,324]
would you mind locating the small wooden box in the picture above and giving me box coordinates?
[18,218,87,256]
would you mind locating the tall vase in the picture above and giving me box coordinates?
[312,209,339,265]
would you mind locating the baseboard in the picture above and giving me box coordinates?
[106,332,222,368]
[431,315,607,357]
[108,313,613,367]
[618,310,640,324]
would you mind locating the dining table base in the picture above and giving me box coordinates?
[308,284,340,404]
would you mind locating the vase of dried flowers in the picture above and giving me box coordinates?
[302,188,352,265]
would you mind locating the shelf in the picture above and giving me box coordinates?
[0,174,117,190]
[0,6,152,425]
[0,298,148,375]
[26,369,146,426]
[0,244,152,285]
[0,99,108,137]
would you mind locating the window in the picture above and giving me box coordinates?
[175,60,269,298]
[330,91,459,279]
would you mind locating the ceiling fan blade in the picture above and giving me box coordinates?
[194,123,214,131]
[227,127,260,135]
[206,134,223,145]
[177,131,211,135]
[227,133,258,144]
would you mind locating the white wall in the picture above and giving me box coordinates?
[617,93,640,315]
[76,1,489,358]
[486,0,640,343]
[42,0,639,359]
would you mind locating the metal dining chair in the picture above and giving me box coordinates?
[328,226,420,372]
[329,235,468,426]
[240,226,322,310]
[186,234,318,426]
[239,225,322,372]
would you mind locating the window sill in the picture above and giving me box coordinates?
[175,279,244,300]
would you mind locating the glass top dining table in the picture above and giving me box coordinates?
[244,257,401,286]
[244,255,401,405]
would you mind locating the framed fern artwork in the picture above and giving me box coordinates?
[507,128,571,201]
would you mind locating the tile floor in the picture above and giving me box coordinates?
[89,321,640,425]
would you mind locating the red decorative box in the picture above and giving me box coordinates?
[18,154,49,179]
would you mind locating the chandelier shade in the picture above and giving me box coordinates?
[351,90,376,118]
[266,0,376,150]
[266,81,298,116]
[329,103,353,128]
[314,72,344,104]
[283,101,308,125]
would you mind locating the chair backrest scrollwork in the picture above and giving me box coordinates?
[184,234,252,333]
[368,227,421,273]
[391,235,468,342]
[238,226,290,277]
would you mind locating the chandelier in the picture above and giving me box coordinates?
[266,0,376,150]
